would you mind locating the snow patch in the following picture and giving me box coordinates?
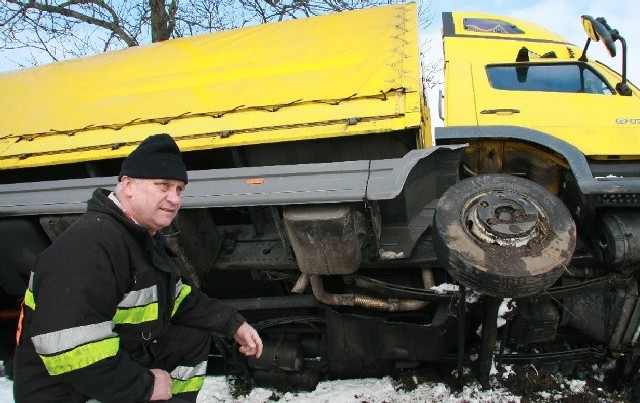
[378,250,405,260]
[430,283,459,294]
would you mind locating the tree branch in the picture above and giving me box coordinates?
[6,0,137,46]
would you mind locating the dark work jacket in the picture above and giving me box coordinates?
[15,189,246,402]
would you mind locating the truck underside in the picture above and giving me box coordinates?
[2,128,639,389]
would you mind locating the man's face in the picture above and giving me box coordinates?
[120,177,185,233]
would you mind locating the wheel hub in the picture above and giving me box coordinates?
[467,190,541,247]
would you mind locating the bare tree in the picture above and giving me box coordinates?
[1,1,427,62]
[0,1,439,87]
[0,1,226,63]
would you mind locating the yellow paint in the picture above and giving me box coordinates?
[443,11,640,159]
[0,3,427,169]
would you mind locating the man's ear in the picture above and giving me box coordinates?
[120,176,135,197]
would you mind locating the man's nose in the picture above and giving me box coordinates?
[167,188,181,204]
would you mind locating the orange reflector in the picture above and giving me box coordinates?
[246,178,265,185]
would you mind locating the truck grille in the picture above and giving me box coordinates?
[594,193,640,206]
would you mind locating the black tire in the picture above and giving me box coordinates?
[433,174,576,298]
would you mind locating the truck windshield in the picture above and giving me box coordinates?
[463,18,524,34]
[487,63,614,94]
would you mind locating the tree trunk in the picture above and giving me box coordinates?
[150,0,171,42]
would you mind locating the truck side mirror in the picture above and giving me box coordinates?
[581,15,616,57]
[581,15,631,95]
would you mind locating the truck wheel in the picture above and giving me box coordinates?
[433,174,576,298]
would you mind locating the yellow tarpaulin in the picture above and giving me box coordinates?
[0,3,423,169]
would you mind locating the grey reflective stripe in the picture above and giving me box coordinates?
[175,279,184,295]
[28,271,34,291]
[32,321,116,355]
[118,285,158,308]
[170,361,207,381]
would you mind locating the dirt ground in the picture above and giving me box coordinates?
[394,361,640,402]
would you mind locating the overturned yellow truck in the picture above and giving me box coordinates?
[0,2,638,388]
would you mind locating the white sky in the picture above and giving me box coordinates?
[1,0,637,74]
[1,0,637,87]
[426,0,639,70]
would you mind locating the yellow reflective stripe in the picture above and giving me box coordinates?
[114,284,159,324]
[40,336,119,375]
[170,361,207,393]
[24,272,36,309]
[171,282,192,317]
[24,288,35,310]
[172,376,205,394]
[113,302,158,324]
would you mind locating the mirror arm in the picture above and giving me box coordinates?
[579,38,591,62]
[617,35,627,84]
[614,36,632,96]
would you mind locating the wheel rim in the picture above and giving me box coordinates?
[464,190,543,247]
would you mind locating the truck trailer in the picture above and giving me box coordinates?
[0,2,638,389]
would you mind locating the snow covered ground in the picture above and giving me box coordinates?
[0,373,532,402]
[2,360,637,402]
[195,375,519,402]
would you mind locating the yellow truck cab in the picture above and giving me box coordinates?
[441,12,640,158]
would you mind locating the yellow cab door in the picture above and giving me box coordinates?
[471,61,640,159]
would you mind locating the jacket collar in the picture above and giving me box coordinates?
[88,189,177,257]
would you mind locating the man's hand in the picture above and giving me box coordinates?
[149,368,172,401]
[233,322,263,358]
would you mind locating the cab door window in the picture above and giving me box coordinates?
[486,63,614,95]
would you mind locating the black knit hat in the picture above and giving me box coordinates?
[118,134,188,184]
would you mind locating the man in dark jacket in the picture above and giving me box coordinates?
[13,133,263,402]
